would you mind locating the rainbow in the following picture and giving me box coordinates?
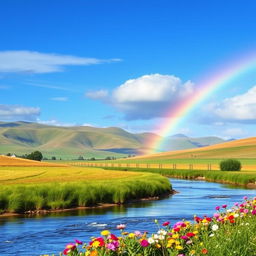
[148,52,256,153]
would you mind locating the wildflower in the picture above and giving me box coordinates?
[106,241,119,251]
[101,230,110,236]
[140,239,149,247]
[215,206,220,211]
[75,239,83,245]
[176,245,183,250]
[134,231,142,237]
[222,204,227,208]
[212,224,219,231]
[108,234,118,241]
[243,196,248,200]
[162,221,170,226]
[181,235,188,240]
[190,250,196,255]
[202,248,208,254]
[148,237,155,244]
[186,232,195,237]
[128,233,135,238]
[116,224,126,230]
[157,229,167,236]
[252,210,256,215]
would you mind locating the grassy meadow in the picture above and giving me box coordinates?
[0,165,171,214]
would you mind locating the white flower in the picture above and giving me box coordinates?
[148,237,155,244]
[157,230,167,236]
[158,235,165,240]
[209,233,215,237]
[212,224,219,231]
[153,234,159,240]
[234,213,239,218]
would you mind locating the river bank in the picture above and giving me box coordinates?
[103,167,256,188]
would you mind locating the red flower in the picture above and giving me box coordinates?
[162,221,170,226]
[109,234,119,241]
[186,232,195,237]
[194,216,202,223]
[222,204,227,208]
[202,248,208,254]
[174,227,180,232]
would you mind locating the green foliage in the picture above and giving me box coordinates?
[0,173,171,213]
[220,159,241,171]
[24,151,43,161]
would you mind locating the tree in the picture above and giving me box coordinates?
[78,155,84,160]
[27,151,43,161]
[51,156,56,160]
[220,159,241,171]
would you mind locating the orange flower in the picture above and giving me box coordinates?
[90,250,98,256]
[202,248,208,254]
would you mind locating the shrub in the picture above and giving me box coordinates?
[220,159,241,171]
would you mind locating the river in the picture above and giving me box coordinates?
[0,178,255,256]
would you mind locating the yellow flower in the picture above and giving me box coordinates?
[101,230,110,236]
[167,239,175,248]
[190,250,196,255]
[172,234,179,239]
[175,245,183,250]
[128,233,135,238]
[92,241,100,248]
[156,243,161,248]
[175,240,180,245]
[193,230,198,234]
[200,242,204,246]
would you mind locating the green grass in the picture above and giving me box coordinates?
[103,167,256,187]
[0,166,171,214]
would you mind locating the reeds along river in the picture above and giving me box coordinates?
[0,178,256,256]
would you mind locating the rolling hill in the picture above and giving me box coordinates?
[134,137,256,160]
[0,121,229,159]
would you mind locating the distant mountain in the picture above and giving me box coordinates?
[0,122,229,159]
[161,134,226,151]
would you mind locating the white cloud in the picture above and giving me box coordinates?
[86,74,194,120]
[86,90,109,99]
[210,86,256,123]
[222,128,246,137]
[0,104,40,121]
[50,97,68,101]
[0,51,121,74]
[38,119,76,127]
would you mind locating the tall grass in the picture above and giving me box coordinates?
[0,173,171,213]
[103,167,256,187]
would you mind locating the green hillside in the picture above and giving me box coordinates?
[0,121,228,160]
[0,122,153,159]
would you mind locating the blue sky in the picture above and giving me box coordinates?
[1,0,256,139]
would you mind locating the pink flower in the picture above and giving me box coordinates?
[252,210,256,215]
[213,213,220,218]
[116,224,126,230]
[75,239,82,245]
[243,196,248,200]
[181,235,188,240]
[140,239,150,247]
[106,241,119,251]
[215,206,220,211]
[222,204,227,208]
[244,209,249,214]
[134,231,142,237]
[162,221,170,226]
